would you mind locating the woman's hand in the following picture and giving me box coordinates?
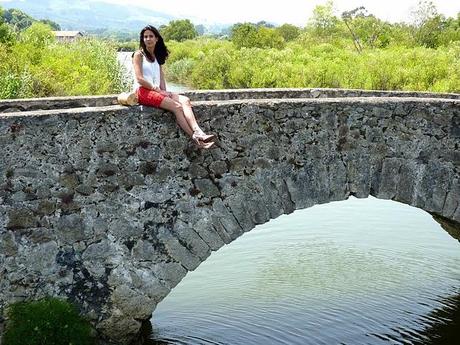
[159,90,173,98]
[152,85,161,92]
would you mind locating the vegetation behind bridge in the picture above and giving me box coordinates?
[0,0,459,99]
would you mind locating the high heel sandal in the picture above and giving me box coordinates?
[192,138,215,149]
[200,141,215,149]
[192,129,216,143]
[192,130,216,149]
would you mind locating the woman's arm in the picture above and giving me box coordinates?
[133,51,160,91]
[159,65,166,91]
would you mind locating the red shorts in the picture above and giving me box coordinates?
[137,87,166,108]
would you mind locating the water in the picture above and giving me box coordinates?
[148,196,460,345]
[117,52,189,93]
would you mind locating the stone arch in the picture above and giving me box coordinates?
[0,89,459,344]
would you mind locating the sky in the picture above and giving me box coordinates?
[98,0,460,26]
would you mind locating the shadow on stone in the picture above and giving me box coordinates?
[130,319,169,345]
[432,214,460,242]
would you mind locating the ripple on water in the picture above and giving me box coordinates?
[149,197,460,345]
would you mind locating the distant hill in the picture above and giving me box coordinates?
[0,0,175,31]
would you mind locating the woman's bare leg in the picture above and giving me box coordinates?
[159,97,194,136]
[160,93,215,148]
[170,94,201,132]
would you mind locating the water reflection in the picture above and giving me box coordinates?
[413,292,460,345]
[147,197,460,344]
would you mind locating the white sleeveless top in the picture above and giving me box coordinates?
[133,53,161,90]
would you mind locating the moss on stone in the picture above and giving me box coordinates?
[2,297,94,345]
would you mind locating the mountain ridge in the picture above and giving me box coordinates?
[0,0,176,31]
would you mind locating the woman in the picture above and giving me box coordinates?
[133,25,215,149]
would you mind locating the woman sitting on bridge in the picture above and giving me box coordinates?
[133,25,215,149]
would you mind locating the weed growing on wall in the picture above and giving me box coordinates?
[2,297,94,345]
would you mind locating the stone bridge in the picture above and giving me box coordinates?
[0,88,459,344]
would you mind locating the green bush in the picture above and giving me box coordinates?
[0,25,126,99]
[2,297,94,345]
[162,36,460,93]
[167,57,196,85]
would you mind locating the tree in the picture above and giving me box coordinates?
[3,8,34,31]
[384,23,415,47]
[255,21,275,28]
[1,8,60,32]
[439,13,460,45]
[276,24,300,42]
[231,23,284,49]
[410,1,445,47]
[257,27,285,49]
[39,19,60,31]
[231,23,259,48]
[0,6,14,45]
[342,7,388,52]
[160,19,198,42]
[410,0,438,27]
[415,14,446,47]
[307,0,340,37]
[20,22,54,48]
[195,24,205,36]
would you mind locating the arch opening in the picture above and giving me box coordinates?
[148,196,460,345]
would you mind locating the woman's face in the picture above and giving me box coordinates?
[143,30,157,48]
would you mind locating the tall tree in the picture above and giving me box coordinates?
[40,19,60,31]
[230,23,259,48]
[411,0,444,47]
[20,22,55,48]
[231,23,284,49]
[195,24,205,36]
[342,7,388,52]
[308,0,340,37]
[276,23,300,42]
[3,8,34,30]
[410,0,438,27]
[160,19,198,42]
[0,6,14,45]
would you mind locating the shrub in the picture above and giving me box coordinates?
[2,297,94,345]
[166,57,195,85]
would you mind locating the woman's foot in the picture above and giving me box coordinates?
[192,129,216,144]
[191,136,215,149]
[200,141,215,149]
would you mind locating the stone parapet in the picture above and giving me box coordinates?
[1,87,459,113]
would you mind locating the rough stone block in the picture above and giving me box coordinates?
[7,208,37,230]
[212,198,244,240]
[194,178,220,198]
[173,220,211,261]
[55,214,87,244]
[157,227,201,271]
[378,158,402,200]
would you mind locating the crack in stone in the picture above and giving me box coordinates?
[211,222,231,243]
[395,159,404,201]
[222,200,246,234]
[281,178,296,209]
[441,182,451,215]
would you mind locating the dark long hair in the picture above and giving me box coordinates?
[139,25,169,65]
